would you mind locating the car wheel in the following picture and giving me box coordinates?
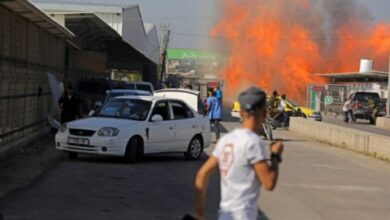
[68,152,78,160]
[184,136,203,160]
[125,138,139,164]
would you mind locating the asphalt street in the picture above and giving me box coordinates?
[0,121,389,220]
[322,117,390,137]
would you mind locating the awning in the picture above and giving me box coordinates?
[0,0,74,39]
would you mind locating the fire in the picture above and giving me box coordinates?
[212,0,390,103]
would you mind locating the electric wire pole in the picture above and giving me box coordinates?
[160,23,171,88]
[387,54,390,117]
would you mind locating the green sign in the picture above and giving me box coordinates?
[324,96,334,105]
[167,48,222,60]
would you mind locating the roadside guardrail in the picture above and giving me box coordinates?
[290,117,390,161]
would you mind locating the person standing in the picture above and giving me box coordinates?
[58,85,81,124]
[195,87,283,220]
[206,90,223,141]
[277,94,289,128]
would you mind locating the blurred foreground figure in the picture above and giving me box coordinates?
[195,87,284,220]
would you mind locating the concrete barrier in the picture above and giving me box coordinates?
[290,117,390,160]
[376,117,390,130]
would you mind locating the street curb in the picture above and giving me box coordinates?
[0,127,51,161]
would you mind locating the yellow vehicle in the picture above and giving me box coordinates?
[231,97,322,121]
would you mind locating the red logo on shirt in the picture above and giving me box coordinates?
[220,144,234,177]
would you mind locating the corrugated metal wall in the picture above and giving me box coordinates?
[0,5,66,147]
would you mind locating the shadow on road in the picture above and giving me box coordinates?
[65,152,210,165]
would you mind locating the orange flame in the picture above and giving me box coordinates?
[212,0,390,103]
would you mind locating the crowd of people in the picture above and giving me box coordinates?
[268,91,291,129]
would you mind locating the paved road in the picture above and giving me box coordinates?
[323,117,390,136]
[1,121,390,220]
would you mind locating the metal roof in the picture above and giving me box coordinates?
[64,13,121,49]
[0,0,74,39]
[31,0,160,64]
[33,0,132,7]
[316,71,389,79]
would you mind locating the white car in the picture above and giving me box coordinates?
[55,96,211,162]
[104,89,152,103]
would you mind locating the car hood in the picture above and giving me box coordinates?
[66,117,144,130]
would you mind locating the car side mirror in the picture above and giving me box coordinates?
[151,114,163,122]
[88,110,95,117]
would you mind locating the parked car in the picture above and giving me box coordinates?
[231,97,322,121]
[55,96,211,162]
[349,92,385,123]
[124,82,154,94]
[90,89,152,112]
[77,78,116,114]
[284,99,322,121]
[104,89,152,103]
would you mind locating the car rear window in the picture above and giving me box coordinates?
[354,93,380,102]
[136,84,153,93]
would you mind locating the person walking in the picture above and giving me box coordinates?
[215,85,223,102]
[195,87,284,220]
[58,85,81,124]
[206,90,223,141]
[343,98,354,123]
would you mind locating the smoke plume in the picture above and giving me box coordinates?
[212,0,390,103]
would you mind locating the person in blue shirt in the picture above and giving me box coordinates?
[215,85,223,102]
[206,90,223,141]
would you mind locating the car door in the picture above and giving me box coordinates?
[147,101,175,153]
[169,100,197,151]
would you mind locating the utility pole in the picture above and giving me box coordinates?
[160,23,171,88]
[387,54,390,117]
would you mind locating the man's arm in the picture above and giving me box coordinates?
[253,159,279,191]
[253,141,283,191]
[195,156,219,219]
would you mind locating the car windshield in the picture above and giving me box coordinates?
[95,99,152,121]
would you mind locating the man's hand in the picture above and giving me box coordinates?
[270,140,283,154]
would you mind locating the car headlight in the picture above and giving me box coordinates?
[98,127,119,136]
[59,123,67,133]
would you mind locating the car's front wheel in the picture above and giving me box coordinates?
[125,137,143,164]
[184,136,203,160]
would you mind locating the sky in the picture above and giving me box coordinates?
[131,0,390,50]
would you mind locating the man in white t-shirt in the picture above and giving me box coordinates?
[342,98,355,123]
[194,87,284,220]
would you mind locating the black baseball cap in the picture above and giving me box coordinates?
[238,87,267,112]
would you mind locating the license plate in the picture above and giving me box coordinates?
[68,137,90,146]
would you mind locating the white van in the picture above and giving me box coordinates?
[154,88,205,114]
[124,82,154,94]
